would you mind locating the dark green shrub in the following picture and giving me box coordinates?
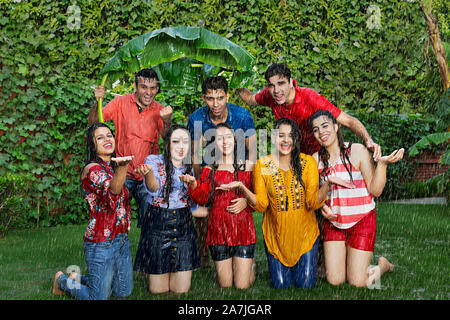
[0,173,33,237]
[342,111,438,200]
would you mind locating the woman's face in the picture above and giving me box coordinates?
[170,129,190,164]
[276,123,294,156]
[215,126,235,157]
[93,126,115,158]
[311,115,338,147]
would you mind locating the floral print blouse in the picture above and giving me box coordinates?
[81,159,131,243]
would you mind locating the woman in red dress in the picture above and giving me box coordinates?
[180,123,256,289]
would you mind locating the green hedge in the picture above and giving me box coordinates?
[0,0,446,227]
[0,173,33,237]
[343,111,438,200]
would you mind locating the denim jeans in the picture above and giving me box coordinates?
[57,233,133,300]
[265,237,319,289]
[124,177,148,228]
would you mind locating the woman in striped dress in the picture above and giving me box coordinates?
[309,110,404,288]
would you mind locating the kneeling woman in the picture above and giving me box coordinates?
[221,118,341,289]
[180,123,257,289]
[133,124,201,294]
[310,110,403,287]
[53,122,134,299]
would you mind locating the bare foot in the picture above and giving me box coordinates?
[52,271,65,295]
[366,257,394,287]
[366,266,380,287]
[69,272,79,281]
[379,256,394,273]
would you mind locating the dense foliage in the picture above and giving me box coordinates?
[0,173,32,237]
[0,0,447,227]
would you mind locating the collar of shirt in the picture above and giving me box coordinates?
[130,92,157,113]
[287,79,302,107]
[204,103,233,125]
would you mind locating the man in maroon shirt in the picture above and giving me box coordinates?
[237,63,381,159]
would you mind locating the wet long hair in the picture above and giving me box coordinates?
[84,122,117,170]
[202,122,245,208]
[161,124,192,206]
[273,117,305,190]
[308,110,353,182]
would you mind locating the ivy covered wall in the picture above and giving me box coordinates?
[0,0,446,226]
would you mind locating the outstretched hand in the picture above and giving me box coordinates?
[216,181,242,191]
[111,156,134,167]
[179,174,197,188]
[134,164,152,176]
[379,148,404,165]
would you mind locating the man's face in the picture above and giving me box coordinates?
[134,77,159,108]
[267,74,293,105]
[203,89,229,118]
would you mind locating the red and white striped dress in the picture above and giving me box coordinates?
[318,147,375,229]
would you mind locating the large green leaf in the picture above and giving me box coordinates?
[440,148,450,165]
[100,26,255,89]
[408,132,450,156]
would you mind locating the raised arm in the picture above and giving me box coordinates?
[336,111,381,162]
[237,88,258,106]
[88,86,106,125]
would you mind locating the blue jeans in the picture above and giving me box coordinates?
[57,234,133,300]
[265,237,319,289]
[124,177,148,228]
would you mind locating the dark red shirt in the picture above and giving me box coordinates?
[255,80,341,155]
[81,160,131,243]
[189,168,256,247]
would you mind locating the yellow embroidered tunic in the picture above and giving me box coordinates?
[252,153,324,267]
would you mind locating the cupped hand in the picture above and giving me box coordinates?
[179,174,196,187]
[134,164,152,176]
[216,181,242,191]
[111,156,134,166]
[379,148,404,165]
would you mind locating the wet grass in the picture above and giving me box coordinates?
[0,203,448,300]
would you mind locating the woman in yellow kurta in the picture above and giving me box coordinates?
[219,118,348,288]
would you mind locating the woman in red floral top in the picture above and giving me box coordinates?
[180,123,256,289]
[52,122,134,300]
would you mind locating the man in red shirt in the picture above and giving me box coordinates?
[88,68,172,227]
[237,63,381,159]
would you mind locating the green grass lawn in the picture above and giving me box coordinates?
[0,203,448,300]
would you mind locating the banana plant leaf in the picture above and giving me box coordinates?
[100,26,255,89]
[408,131,450,165]
[97,26,256,122]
